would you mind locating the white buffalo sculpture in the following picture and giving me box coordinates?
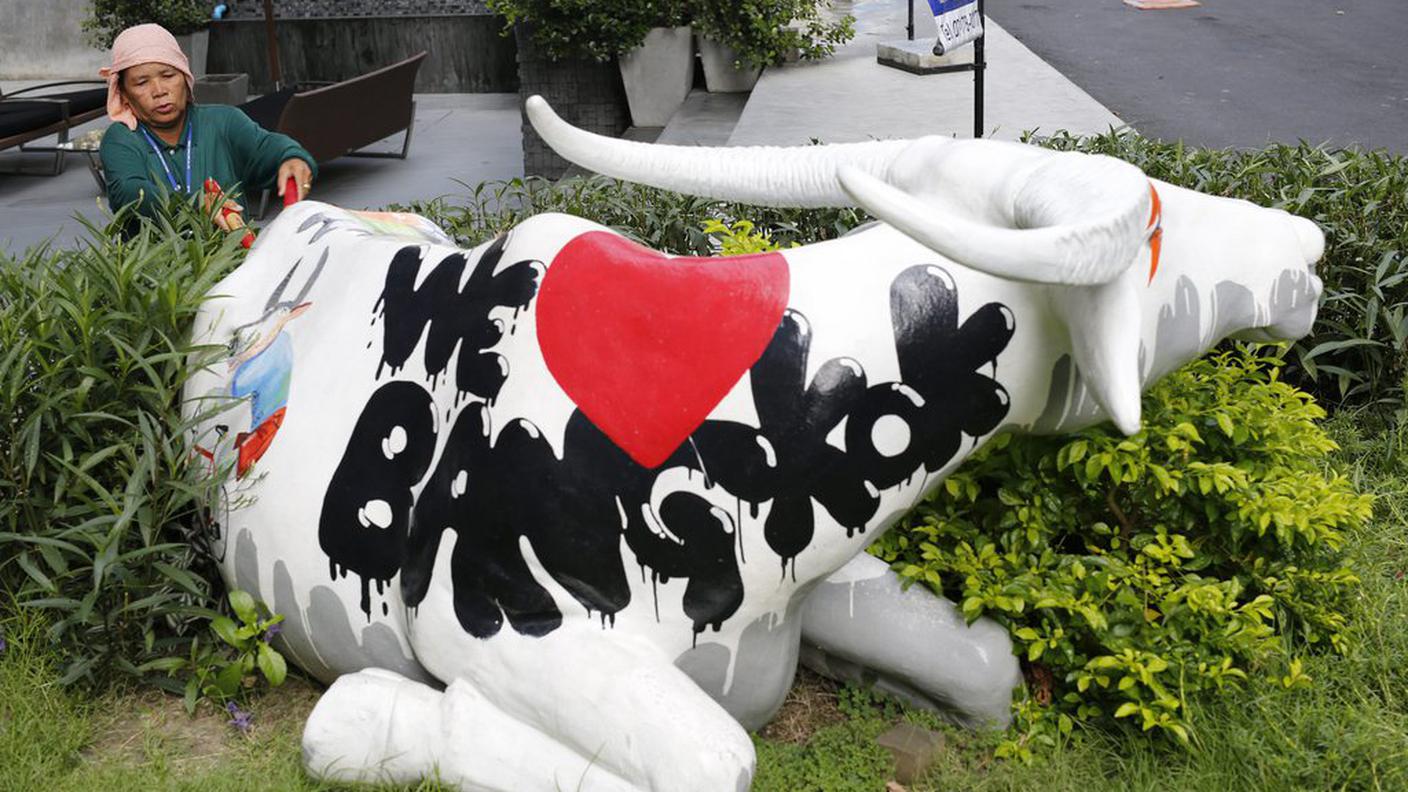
[183,96,1324,791]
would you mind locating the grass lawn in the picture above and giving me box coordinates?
[2,415,1403,791]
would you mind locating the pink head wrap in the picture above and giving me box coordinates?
[99,24,196,131]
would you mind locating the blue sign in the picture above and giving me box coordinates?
[927,0,983,54]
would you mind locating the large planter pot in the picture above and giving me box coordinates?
[174,29,210,78]
[697,36,762,93]
[617,26,693,127]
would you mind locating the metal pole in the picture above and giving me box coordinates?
[974,0,985,138]
[263,0,283,91]
[908,0,915,41]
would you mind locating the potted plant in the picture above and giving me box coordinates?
[83,0,212,77]
[693,0,855,93]
[490,0,693,128]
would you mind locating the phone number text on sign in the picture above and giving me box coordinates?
[928,0,983,54]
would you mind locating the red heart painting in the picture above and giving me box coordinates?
[537,231,790,469]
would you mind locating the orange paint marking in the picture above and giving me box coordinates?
[1123,0,1199,9]
[1146,183,1164,284]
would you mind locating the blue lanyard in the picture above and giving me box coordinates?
[139,119,193,195]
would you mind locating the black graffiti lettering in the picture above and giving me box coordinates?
[375,237,540,400]
[403,407,637,638]
[318,380,438,618]
[844,266,1014,485]
[693,311,875,567]
[324,259,1014,641]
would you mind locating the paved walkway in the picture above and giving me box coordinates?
[1,2,1126,254]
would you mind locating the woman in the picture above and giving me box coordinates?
[98,23,316,231]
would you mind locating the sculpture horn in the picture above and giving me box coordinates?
[835,157,1152,286]
[525,95,911,207]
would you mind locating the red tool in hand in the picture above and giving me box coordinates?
[284,175,300,207]
[204,178,256,249]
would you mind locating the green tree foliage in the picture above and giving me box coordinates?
[487,0,687,62]
[692,0,855,70]
[83,0,209,50]
[870,350,1375,756]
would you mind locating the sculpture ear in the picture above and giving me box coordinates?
[1052,270,1143,436]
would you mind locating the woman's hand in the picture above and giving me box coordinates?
[201,187,245,232]
[277,158,314,201]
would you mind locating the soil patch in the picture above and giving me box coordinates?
[758,667,848,744]
[82,674,323,770]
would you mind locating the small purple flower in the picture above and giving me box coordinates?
[226,701,254,733]
[263,622,283,642]
[0,630,7,655]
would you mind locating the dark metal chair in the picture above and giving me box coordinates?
[0,81,107,175]
[239,52,426,216]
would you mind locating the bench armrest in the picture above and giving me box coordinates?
[5,80,106,98]
[1,96,73,123]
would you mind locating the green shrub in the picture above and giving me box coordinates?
[83,0,209,50]
[1035,131,1408,411]
[693,0,856,70]
[871,349,1374,757]
[486,0,687,62]
[0,201,244,685]
[401,174,868,255]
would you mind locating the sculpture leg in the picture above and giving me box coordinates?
[305,623,756,791]
[303,667,651,791]
[798,553,1022,727]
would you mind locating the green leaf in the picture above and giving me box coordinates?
[257,643,288,687]
[214,661,245,698]
[228,590,258,624]
[210,616,240,648]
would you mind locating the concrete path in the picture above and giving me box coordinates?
[0,93,522,255]
[728,0,1125,146]
[985,0,1408,152]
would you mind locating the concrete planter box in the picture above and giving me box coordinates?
[194,73,249,105]
[697,36,761,93]
[617,26,693,127]
[174,29,210,78]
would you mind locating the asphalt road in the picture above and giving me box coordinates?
[984,0,1408,151]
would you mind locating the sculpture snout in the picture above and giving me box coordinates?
[1291,214,1326,271]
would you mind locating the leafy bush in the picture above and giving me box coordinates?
[83,0,209,50]
[1035,131,1408,411]
[871,349,1374,756]
[0,201,243,685]
[693,0,856,69]
[166,590,288,716]
[702,217,798,254]
[402,174,868,255]
[486,0,686,62]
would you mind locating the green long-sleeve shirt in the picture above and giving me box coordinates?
[99,104,317,217]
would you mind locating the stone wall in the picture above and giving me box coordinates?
[0,0,109,80]
[208,15,517,93]
[226,0,489,18]
[514,26,629,179]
